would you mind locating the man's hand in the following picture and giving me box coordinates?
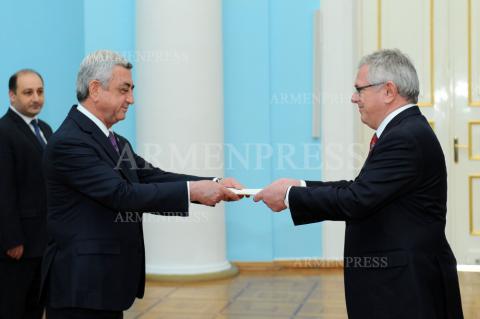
[254,178,301,212]
[218,177,249,198]
[218,177,244,190]
[190,180,241,206]
[6,245,24,260]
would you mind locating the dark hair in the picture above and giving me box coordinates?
[8,69,44,93]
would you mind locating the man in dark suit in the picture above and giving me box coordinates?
[0,69,52,319]
[255,49,464,318]
[42,50,243,319]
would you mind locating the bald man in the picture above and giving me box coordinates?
[0,69,52,319]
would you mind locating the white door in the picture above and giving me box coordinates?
[449,0,480,264]
[357,0,480,264]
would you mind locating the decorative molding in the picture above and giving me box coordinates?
[233,260,344,271]
[469,175,480,236]
[468,0,480,106]
[468,121,480,160]
[146,264,239,282]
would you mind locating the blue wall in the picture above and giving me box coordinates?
[223,0,274,261]
[1,0,322,261]
[223,0,323,261]
[0,0,136,143]
[84,0,136,145]
[0,0,85,129]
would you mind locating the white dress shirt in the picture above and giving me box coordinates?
[375,103,415,138]
[76,104,110,137]
[10,105,47,144]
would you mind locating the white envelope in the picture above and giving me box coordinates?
[228,188,262,196]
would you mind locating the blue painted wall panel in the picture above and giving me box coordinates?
[0,0,85,130]
[270,0,322,258]
[0,0,324,261]
[224,0,323,261]
[223,0,274,261]
[84,0,136,145]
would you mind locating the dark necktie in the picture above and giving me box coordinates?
[108,131,120,154]
[30,119,46,149]
[369,133,378,153]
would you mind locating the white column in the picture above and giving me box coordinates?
[318,0,358,260]
[136,0,233,276]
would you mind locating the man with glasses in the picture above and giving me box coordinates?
[255,49,463,318]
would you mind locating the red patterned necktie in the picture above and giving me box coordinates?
[369,133,378,153]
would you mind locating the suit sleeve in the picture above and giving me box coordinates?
[122,140,210,183]
[0,131,24,251]
[45,138,190,213]
[306,180,354,188]
[289,131,422,225]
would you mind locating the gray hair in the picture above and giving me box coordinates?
[76,50,133,102]
[359,49,419,103]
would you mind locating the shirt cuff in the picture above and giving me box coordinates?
[284,180,306,208]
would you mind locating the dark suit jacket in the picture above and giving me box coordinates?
[0,108,52,259]
[289,106,463,319]
[42,106,207,311]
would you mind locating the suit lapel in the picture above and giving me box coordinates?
[115,137,139,182]
[98,131,137,182]
[38,120,52,140]
[358,105,422,175]
[380,106,421,137]
[6,109,44,152]
[68,106,135,183]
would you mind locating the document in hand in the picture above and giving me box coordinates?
[228,188,262,196]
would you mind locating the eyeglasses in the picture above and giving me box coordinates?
[354,82,385,94]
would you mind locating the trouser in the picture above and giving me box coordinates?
[46,306,123,319]
[0,257,44,319]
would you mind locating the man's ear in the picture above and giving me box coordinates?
[8,90,16,105]
[384,81,397,103]
[88,80,102,102]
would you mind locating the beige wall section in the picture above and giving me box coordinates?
[135,0,233,275]
[451,0,480,264]
[318,0,360,260]
[357,0,480,265]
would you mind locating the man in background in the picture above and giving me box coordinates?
[0,69,52,319]
[42,50,243,319]
[255,49,463,319]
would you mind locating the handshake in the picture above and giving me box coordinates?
[189,177,301,212]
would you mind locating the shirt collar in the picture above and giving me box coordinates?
[9,105,38,125]
[76,104,111,137]
[376,103,416,138]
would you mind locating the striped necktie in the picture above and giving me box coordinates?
[108,131,120,154]
[30,119,46,148]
